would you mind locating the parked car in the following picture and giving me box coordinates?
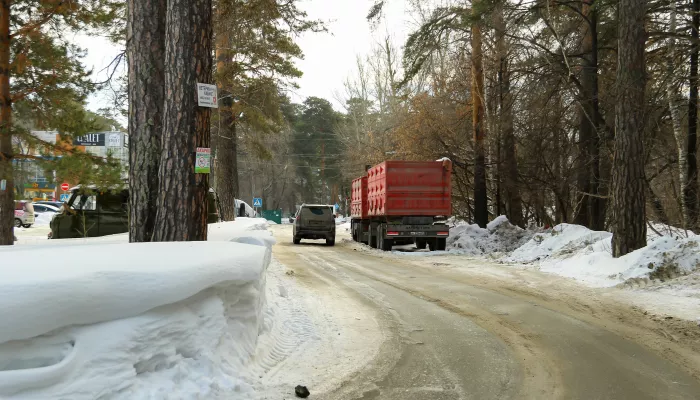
[50,186,221,239]
[33,204,60,214]
[234,199,257,217]
[14,201,35,228]
[293,204,336,246]
[34,201,64,210]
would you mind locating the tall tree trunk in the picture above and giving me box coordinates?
[666,0,688,227]
[153,0,213,241]
[472,10,489,228]
[216,118,239,219]
[495,1,523,227]
[574,0,602,229]
[0,0,12,246]
[687,0,700,230]
[127,0,166,243]
[214,24,239,221]
[611,0,647,257]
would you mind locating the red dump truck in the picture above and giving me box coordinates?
[350,160,452,251]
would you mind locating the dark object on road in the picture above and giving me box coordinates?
[293,204,336,246]
[350,160,452,252]
[295,385,310,398]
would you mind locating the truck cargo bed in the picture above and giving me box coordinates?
[367,160,452,217]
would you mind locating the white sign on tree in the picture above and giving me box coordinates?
[197,83,218,108]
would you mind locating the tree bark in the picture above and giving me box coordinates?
[153,0,213,241]
[0,0,13,246]
[127,0,166,243]
[214,23,239,221]
[574,0,602,230]
[666,0,688,228]
[216,116,239,220]
[495,1,523,227]
[686,0,700,230]
[472,10,488,228]
[611,0,647,257]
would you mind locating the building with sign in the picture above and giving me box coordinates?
[13,130,129,200]
[73,131,129,166]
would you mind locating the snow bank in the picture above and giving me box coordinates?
[0,219,275,399]
[0,242,269,343]
[507,224,612,264]
[447,216,534,256]
[505,223,700,288]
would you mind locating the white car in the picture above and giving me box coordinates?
[14,201,35,228]
[32,204,61,214]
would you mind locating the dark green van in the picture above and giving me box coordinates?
[49,187,221,239]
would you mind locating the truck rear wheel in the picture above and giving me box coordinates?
[428,238,447,251]
[377,225,393,251]
[369,223,379,248]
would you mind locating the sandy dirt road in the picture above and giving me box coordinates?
[270,224,700,400]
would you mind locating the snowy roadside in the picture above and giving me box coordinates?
[0,219,276,399]
[2,218,384,399]
[344,216,699,323]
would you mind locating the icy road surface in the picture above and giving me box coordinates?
[270,224,700,400]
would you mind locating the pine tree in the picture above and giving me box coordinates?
[0,0,122,245]
[151,0,213,241]
[127,0,166,243]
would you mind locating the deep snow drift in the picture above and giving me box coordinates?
[0,220,275,399]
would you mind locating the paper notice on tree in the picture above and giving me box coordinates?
[195,148,211,174]
[197,83,218,108]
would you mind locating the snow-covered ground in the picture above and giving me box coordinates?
[368,217,699,322]
[3,218,383,399]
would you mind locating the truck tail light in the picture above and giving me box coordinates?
[387,231,399,236]
[437,231,449,236]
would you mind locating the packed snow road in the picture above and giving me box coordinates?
[270,224,700,400]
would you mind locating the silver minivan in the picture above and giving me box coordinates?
[14,201,35,228]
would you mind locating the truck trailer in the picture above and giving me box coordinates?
[350,160,452,251]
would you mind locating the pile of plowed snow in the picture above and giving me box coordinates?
[447,216,535,256]
[504,223,699,288]
[0,220,275,399]
[448,217,699,288]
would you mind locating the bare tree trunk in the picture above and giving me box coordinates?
[153,0,213,241]
[214,23,238,221]
[574,0,601,229]
[666,0,688,227]
[611,0,647,257]
[687,0,700,230]
[495,1,523,227]
[216,119,239,219]
[127,0,166,243]
[0,0,13,246]
[472,10,489,228]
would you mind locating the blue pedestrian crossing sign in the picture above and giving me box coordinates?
[253,197,263,208]
[60,194,70,202]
